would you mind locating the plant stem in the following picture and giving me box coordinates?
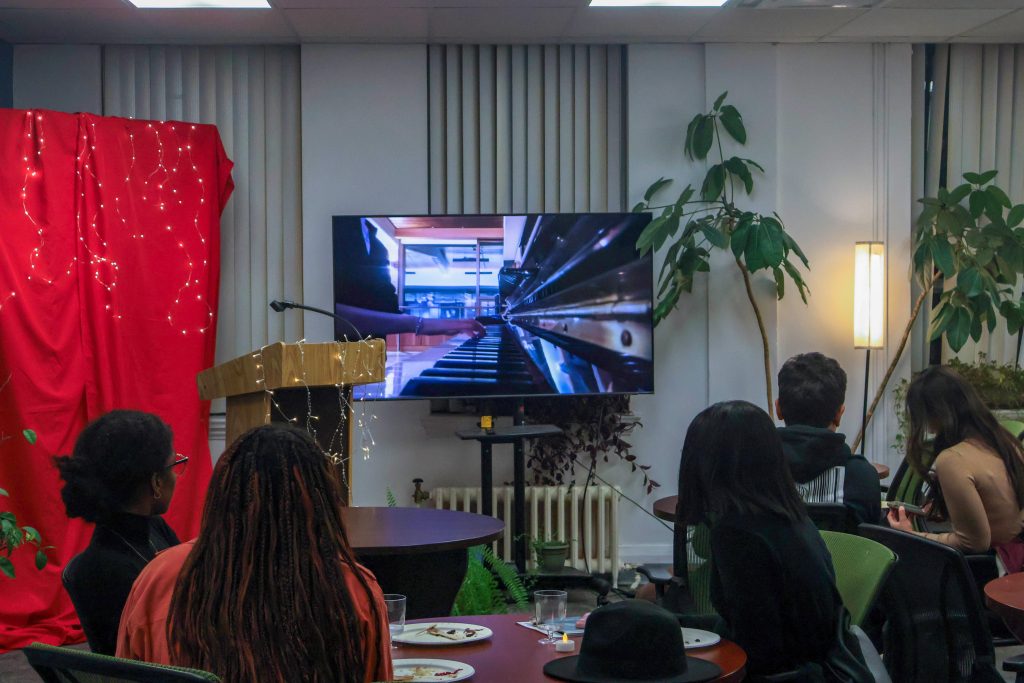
[851,272,939,454]
[736,258,774,419]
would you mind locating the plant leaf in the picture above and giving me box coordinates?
[978,169,999,185]
[22,526,39,544]
[970,190,987,219]
[931,238,956,277]
[772,266,785,299]
[713,91,728,110]
[957,268,983,297]
[701,223,729,249]
[700,164,726,202]
[719,105,747,145]
[35,549,47,571]
[987,185,1012,209]
[948,183,972,205]
[0,557,13,579]
[693,115,714,160]
[724,157,753,194]
[22,430,36,445]
[1007,204,1024,228]
[631,201,647,213]
[759,225,785,268]
[0,488,7,497]
[964,171,983,185]
[644,177,672,202]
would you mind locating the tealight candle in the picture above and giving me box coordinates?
[555,632,576,653]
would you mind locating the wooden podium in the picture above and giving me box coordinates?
[197,340,385,500]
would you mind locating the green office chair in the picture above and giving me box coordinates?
[999,419,1024,440]
[24,643,221,682]
[819,530,897,627]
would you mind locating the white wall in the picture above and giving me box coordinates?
[13,45,101,113]
[14,41,913,565]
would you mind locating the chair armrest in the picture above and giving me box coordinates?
[636,564,672,585]
[1003,653,1024,673]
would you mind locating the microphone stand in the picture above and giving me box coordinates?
[268,300,363,341]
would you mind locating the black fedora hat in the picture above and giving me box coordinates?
[543,600,721,683]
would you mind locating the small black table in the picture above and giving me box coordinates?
[457,423,563,572]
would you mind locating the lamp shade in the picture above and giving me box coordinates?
[854,242,885,349]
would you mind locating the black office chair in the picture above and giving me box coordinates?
[806,502,859,534]
[857,524,1020,683]
[24,642,221,682]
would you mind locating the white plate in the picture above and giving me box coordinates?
[393,622,493,646]
[391,658,475,682]
[682,627,721,649]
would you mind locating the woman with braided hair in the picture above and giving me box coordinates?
[116,424,392,683]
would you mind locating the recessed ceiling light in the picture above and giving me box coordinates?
[589,0,727,5]
[127,0,271,8]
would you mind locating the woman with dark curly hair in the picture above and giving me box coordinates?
[55,410,184,654]
[117,424,392,683]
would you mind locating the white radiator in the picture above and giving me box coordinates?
[433,485,621,584]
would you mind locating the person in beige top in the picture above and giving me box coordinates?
[889,367,1024,557]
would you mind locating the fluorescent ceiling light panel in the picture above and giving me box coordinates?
[127,0,271,8]
[590,0,728,5]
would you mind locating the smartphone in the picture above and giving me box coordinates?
[883,501,927,516]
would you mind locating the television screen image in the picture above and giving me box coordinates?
[332,213,654,400]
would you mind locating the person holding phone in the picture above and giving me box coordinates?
[887,367,1024,563]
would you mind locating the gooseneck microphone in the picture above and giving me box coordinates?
[268,300,363,341]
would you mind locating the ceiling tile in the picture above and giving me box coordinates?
[0,8,164,43]
[564,7,715,41]
[880,0,1024,8]
[429,7,576,41]
[828,8,1010,37]
[694,8,866,40]
[285,7,428,40]
[959,7,1024,38]
[273,0,586,6]
[140,8,297,42]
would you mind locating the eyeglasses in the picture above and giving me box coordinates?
[167,454,189,477]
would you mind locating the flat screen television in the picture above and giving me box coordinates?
[332,213,653,400]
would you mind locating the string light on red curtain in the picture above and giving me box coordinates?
[23,111,77,285]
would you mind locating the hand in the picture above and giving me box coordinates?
[419,318,486,338]
[887,506,915,533]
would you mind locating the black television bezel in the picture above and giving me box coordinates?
[332,211,655,401]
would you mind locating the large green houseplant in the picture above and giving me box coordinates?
[853,170,1024,451]
[634,92,811,417]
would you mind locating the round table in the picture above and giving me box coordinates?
[985,573,1024,641]
[343,507,504,619]
[399,613,746,682]
[654,495,678,522]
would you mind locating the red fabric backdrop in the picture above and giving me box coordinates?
[0,109,233,651]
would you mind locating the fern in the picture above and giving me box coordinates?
[452,545,531,615]
[385,487,398,508]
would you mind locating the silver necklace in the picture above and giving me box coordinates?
[106,527,157,565]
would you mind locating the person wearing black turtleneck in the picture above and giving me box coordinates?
[55,410,184,655]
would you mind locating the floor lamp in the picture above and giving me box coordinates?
[854,242,885,457]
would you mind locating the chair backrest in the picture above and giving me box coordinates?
[857,525,1001,683]
[999,418,1024,441]
[819,530,897,627]
[670,522,717,616]
[24,643,221,682]
[806,502,859,534]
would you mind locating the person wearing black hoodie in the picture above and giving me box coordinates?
[776,353,881,526]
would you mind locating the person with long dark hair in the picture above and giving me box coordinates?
[888,366,1024,557]
[677,401,869,680]
[56,410,184,655]
[116,424,392,683]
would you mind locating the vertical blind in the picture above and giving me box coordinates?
[427,44,626,215]
[102,45,303,364]
[923,44,1024,365]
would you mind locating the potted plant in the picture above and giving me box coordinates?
[532,537,570,574]
[633,92,811,417]
[525,394,658,494]
[854,170,1024,451]
[1,430,51,578]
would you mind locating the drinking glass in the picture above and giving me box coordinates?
[534,589,567,645]
[383,594,406,648]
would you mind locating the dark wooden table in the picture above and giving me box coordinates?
[654,495,678,523]
[399,613,747,682]
[985,573,1024,641]
[343,507,504,619]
